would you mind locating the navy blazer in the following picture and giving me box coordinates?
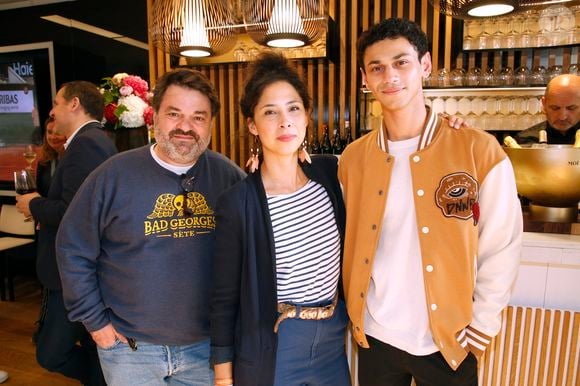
[30,121,117,289]
[210,155,346,386]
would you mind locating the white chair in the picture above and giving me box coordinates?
[0,204,35,301]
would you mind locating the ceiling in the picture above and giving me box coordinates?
[0,0,75,11]
[0,0,148,47]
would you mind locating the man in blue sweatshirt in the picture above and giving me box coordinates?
[56,69,245,385]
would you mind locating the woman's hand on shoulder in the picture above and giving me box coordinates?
[439,113,469,130]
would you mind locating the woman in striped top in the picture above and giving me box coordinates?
[210,52,350,386]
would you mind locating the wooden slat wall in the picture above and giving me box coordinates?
[478,306,580,386]
[347,306,580,386]
[147,0,579,168]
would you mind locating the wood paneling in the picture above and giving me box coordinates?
[346,306,580,386]
[147,0,579,167]
[478,306,580,386]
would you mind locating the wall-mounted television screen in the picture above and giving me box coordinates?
[0,42,56,188]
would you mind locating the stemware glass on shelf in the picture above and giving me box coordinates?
[491,17,507,49]
[22,144,36,171]
[572,5,580,44]
[547,65,563,81]
[471,96,485,129]
[481,67,496,87]
[466,67,481,87]
[479,18,493,49]
[463,19,475,50]
[530,66,547,86]
[458,96,472,125]
[497,67,514,86]
[505,14,522,48]
[514,65,530,86]
[537,7,554,47]
[431,96,446,114]
[450,68,465,87]
[550,5,574,46]
[436,68,450,88]
[520,10,539,47]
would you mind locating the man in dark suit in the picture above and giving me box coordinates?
[15,81,117,386]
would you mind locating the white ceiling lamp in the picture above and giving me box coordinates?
[467,3,514,17]
[265,0,308,48]
[429,0,519,18]
[178,0,211,57]
[150,0,239,58]
[243,0,327,49]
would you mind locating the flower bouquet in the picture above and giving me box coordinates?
[100,73,154,130]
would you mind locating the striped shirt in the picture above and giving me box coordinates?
[267,180,340,305]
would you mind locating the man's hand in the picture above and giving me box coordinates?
[90,323,128,349]
[15,192,41,218]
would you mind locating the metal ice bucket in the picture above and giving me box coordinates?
[503,145,580,222]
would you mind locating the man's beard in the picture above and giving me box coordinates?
[155,127,210,164]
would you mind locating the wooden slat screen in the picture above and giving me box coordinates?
[479,306,580,386]
[347,305,580,386]
[147,0,579,168]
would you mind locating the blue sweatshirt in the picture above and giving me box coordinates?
[56,145,245,345]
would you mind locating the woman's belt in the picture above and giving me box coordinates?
[274,293,338,333]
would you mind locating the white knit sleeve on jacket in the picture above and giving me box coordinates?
[468,157,523,351]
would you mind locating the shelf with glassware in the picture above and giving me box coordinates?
[462,4,579,51]
[360,87,546,143]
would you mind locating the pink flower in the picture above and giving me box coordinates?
[119,85,133,96]
[123,76,148,98]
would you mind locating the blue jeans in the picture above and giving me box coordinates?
[97,338,213,386]
[273,299,351,386]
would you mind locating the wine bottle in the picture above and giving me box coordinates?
[310,132,321,154]
[320,125,332,154]
[503,135,522,148]
[332,126,344,155]
[531,130,548,148]
[538,129,547,144]
[344,121,353,146]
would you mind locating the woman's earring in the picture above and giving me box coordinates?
[298,138,311,165]
[245,135,261,173]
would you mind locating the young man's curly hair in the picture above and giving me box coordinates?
[357,18,429,70]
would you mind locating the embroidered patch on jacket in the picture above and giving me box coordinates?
[435,172,479,224]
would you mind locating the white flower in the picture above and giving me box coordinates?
[112,73,129,86]
[119,95,148,127]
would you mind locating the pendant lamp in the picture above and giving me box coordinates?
[150,0,239,57]
[243,0,327,48]
[429,0,518,18]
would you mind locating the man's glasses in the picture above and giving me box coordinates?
[180,174,195,217]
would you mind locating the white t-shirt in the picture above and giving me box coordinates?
[364,135,438,355]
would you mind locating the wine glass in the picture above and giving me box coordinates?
[22,144,37,171]
[14,169,37,222]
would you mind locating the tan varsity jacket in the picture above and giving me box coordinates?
[338,110,522,370]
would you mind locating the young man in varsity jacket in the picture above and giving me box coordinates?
[338,18,522,386]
